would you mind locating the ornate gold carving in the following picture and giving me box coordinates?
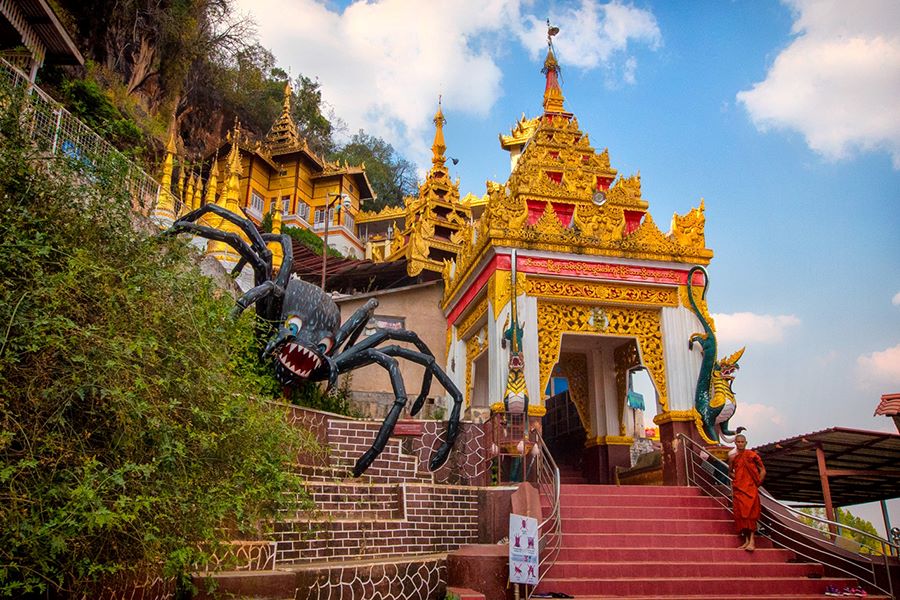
[677,285,716,331]
[536,302,668,410]
[653,409,696,424]
[557,353,592,437]
[533,201,565,235]
[607,174,648,210]
[500,114,540,149]
[586,435,634,447]
[670,199,706,249]
[489,269,526,321]
[456,295,488,340]
[464,326,489,407]
[525,277,678,307]
[573,201,624,241]
[614,340,642,436]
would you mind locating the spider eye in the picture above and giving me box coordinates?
[285,316,302,335]
[317,337,334,355]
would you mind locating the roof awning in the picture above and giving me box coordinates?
[755,427,900,507]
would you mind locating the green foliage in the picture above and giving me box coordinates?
[0,86,310,597]
[330,130,419,211]
[799,507,882,553]
[283,226,342,258]
[289,376,358,417]
[58,76,148,161]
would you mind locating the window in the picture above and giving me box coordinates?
[343,213,355,231]
[281,195,291,214]
[250,190,264,214]
[348,183,355,193]
[314,208,325,225]
[296,202,310,222]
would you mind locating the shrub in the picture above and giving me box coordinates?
[0,85,308,597]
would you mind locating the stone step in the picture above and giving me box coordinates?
[560,484,703,496]
[534,576,857,597]
[556,532,774,549]
[546,560,823,579]
[554,546,795,563]
[559,504,731,519]
[560,516,737,534]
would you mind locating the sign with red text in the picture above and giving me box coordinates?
[509,513,539,585]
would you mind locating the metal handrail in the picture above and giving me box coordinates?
[530,429,561,599]
[678,433,897,598]
[486,412,562,598]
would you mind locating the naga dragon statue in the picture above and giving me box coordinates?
[687,265,745,444]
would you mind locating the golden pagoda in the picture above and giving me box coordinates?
[358,99,473,277]
[437,26,715,483]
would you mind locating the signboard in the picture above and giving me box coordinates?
[509,513,539,585]
[391,420,424,437]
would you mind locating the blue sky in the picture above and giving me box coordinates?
[235,0,900,530]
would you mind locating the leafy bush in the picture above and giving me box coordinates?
[0,87,309,597]
[59,76,148,160]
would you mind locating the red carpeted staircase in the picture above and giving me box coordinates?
[533,482,889,599]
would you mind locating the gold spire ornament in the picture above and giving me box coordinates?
[154,121,178,225]
[542,23,567,116]
[432,96,447,168]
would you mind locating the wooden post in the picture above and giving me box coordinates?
[815,443,837,535]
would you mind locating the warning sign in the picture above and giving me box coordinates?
[509,513,539,585]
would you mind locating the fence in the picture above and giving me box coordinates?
[0,57,163,214]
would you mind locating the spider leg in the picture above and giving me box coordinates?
[333,298,378,352]
[167,205,272,286]
[261,233,294,289]
[347,329,438,415]
[230,280,281,319]
[373,345,462,471]
[334,348,408,477]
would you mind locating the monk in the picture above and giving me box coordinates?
[729,433,766,551]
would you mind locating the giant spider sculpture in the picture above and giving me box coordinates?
[164,205,463,476]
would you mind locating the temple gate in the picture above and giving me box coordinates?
[441,40,717,484]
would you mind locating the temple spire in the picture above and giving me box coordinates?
[265,81,299,148]
[542,22,566,115]
[431,96,447,168]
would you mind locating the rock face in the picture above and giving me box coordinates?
[198,253,241,300]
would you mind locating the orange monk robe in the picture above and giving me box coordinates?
[732,449,764,532]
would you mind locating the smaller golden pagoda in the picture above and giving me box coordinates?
[359,99,473,277]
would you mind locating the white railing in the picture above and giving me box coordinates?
[679,433,897,598]
[0,57,164,214]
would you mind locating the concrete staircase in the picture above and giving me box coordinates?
[194,413,483,600]
[533,483,889,599]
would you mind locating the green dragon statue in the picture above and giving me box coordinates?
[687,266,745,443]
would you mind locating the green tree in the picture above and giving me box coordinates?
[330,130,418,211]
[0,86,310,597]
[800,507,882,553]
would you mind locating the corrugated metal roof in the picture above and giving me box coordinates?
[754,427,900,506]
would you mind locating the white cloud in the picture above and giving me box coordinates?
[893,291,900,306]
[730,402,789,445]
[856,343,900,389]
[235,0,660,170]
[515,0,661,69]
[712,312,800,345]
[736,0,900,168]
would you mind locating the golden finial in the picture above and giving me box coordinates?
[184,166,196,210]
[204,152,219,206]
[431,96,447,167]
[542,21,566,115]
